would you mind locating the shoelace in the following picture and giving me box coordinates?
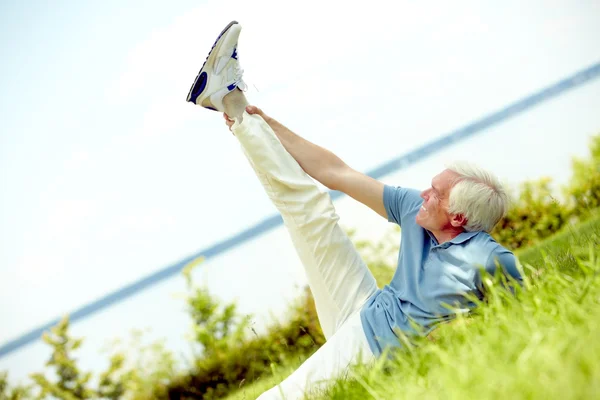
[216,48,248,91]
[232,62,247,91]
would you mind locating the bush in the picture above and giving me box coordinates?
[28,316,127,400]
[166,286,325,399]
[491,177,570,249]
[0,371,31,400]
[0,317,180,400]
[102,330,180,400]
[565,134,600,217]
[181,258,252,363]
[163,259,326,399]
[492,133,600,250]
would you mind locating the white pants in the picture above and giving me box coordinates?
[232,112,378,400]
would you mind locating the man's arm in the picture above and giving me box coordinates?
[333,167,387,219]
[225,106,387,219]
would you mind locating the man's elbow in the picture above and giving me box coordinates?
[323,165,352,192]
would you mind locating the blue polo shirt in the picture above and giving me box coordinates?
[360,185,523,356]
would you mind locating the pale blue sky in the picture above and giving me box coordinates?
[1,0,599,384]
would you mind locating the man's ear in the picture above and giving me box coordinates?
[450,213,467,228]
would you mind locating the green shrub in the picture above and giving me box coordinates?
[0,372,31,400]
[491,177,570,249]
[0,317,179,400]
[492,133,600,250]
[28,316,126,400]
[102,330,180,400]
[166,286,325,399]
[565,134,600,217]
[164,258,325,399]
[182,257,252,362]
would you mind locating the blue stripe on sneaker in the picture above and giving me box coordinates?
[188,72,208,104]
[232,48,238,59]
[227,83,237,91]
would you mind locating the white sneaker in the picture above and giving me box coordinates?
[186,21,247,112]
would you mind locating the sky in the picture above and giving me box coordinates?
[1,0,600,385]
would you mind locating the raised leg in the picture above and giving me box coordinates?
[231,110,378,339]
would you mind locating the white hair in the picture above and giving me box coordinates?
[445,161,510,232]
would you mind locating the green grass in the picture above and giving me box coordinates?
[226,216,600,400]
[221,358,303,400]
[517,214,600,272]
[311,215,600,400]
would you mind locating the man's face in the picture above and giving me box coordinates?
[415,169,460,232]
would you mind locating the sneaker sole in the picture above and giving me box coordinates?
[186,20,239,109]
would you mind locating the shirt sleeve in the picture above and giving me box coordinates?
[485,248,523,284]
[383,185,424,226]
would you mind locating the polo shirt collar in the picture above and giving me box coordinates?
[450,230,479,244]
[426,230,479,247]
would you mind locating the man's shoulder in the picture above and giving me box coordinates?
[467,231,521,279]
[384,186,423,208]
[464,231,514,263]
[469,231,509,251]
[383,185,423,226]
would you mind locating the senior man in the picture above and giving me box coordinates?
[186,21,523,400]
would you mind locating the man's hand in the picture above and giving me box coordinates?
[223,105,269,131]
[223,106,387,219]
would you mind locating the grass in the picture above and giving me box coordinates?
[222,359,303,400]
[226,215,600,400]
[311,215,600,400]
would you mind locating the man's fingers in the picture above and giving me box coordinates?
[245,105,264,116]
[222,107,270,130]
[223,113,234,130]
[245,105,273,124]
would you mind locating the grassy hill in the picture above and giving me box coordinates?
[227,215,600,400]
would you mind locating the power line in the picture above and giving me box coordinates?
[1,61,599,359]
